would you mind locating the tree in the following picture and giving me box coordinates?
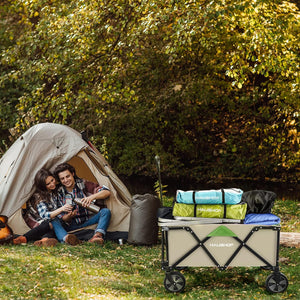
[0,0,299,182]
[0,1,27,153]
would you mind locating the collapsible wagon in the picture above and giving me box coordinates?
[159,219,288,293]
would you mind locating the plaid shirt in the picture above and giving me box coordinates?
[36,193,59,220]
[56,178,109,225]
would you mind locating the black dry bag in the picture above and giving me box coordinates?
[241,190,276,214]
[128,194,160,245]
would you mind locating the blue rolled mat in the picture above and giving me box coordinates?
[176,188,243,205]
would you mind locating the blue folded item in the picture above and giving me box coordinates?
[176,188,243,205]
[244,213,281,225]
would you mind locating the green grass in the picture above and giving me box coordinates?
[0,199,299,299]
[272,199,300,232]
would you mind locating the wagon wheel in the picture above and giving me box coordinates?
[265,272,288,293]
[164,271,186,293]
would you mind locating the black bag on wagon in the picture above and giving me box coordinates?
[241,190,276,214]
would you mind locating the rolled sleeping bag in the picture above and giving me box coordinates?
[176,188,243,205]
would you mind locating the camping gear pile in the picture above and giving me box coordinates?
[242,190,280,225]
[159,188,288,294]
[172,188,280,225]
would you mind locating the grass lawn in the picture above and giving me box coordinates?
[0,199,299,299]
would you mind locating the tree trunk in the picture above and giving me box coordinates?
[280,232,300,248]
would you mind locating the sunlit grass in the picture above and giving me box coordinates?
[272,199,300,232]
[0,198,299,299]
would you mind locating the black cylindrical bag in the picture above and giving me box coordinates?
[128,194,160,245]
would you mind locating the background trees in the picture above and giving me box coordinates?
[1,0,299,182]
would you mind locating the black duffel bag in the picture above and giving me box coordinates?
[241,190,277,214]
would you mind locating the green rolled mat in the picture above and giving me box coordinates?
[173,202,247,220]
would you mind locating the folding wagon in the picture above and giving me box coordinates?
[159,219,288,293]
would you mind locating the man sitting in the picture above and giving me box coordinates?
[53,163,111,245]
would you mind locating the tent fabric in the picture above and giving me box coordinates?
[0,123,132,235]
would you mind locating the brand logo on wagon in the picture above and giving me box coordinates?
[209,243,234,248]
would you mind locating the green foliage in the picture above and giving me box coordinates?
[0,0,299,182]
[0,1,26,153]
[154,180,168,204]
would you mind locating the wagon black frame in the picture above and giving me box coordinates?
[160,224,288,293]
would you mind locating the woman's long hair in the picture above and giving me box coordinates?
[33,168,55,206]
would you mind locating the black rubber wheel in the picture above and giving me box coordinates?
[164,271,186,293]
[265,273,288,293]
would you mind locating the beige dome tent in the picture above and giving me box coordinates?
[0,122,132,235]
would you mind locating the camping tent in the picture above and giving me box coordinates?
[0,123,132,236]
